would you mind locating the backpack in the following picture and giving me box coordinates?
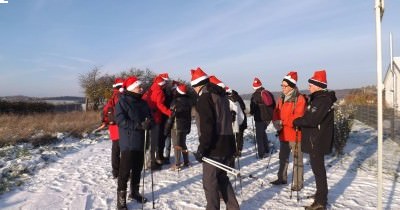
[106,93,119,125]
[107,106,116,125]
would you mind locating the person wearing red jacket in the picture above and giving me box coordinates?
[271,71,306,192]
[102,78,124,178]
[142,75,172,170]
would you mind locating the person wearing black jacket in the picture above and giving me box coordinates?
[165,83,192,170]
[190,67,239,210]
[293,70,337,210]
[227,88,247,156]
[250,77,275,159]
[115,76,152,210]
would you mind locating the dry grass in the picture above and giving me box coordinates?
[0,111,100,147]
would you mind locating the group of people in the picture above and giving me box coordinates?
[269,70,337,210]
[99,67,336,210]
[100,73,194,209]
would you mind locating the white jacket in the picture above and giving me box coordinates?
[229,99,244,133]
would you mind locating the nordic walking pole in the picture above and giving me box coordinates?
[234,133,243,195]
[202,157,240,176]
[251,117,258,158]
[295,130,300,202]
[150,130,155,209]
[266,147,273,170]
[290,129,300,201]
[142,129,148,210]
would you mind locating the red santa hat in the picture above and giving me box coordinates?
[112,78,124,88]
[209,75,226,88]
[225,86,232,94]
[308,70,327,89]
[190,67,209,87]
[158,73,169,81]
[153,76,166,86]
[252,77,262,90]
[124,76,142,92]
[176,84,187,95]
[283,71,298,88]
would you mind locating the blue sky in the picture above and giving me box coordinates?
[0,0,399,97]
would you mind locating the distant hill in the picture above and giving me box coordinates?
[240,88,356,101]
[0,96,85,103]
[0,95,40,102]
[41,96,85,103]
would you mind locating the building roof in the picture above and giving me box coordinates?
[384,57,400,83]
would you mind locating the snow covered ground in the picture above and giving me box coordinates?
[0,117,399,210]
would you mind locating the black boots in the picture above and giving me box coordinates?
[270,179,287,185]
[182,150,190,166]
[304,201,326,210]
[117,191,127,210]
[129,191,148,203]
[129,185,148,203]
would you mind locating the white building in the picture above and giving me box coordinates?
[383,57,400,111]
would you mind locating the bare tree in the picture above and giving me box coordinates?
[79,67,113,111]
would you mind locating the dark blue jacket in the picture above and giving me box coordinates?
[115,91,152,152]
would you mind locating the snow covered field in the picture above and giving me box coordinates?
[0,118,399,210]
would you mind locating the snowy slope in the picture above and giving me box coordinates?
[0,118,399,210]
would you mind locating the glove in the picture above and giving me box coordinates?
[194,151,204,163]
[141,118,152,130]
[231,111,236,122]
[273,120,282,131]
[293,118,300,131]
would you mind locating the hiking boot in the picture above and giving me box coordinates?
[291,185,303,191]
[117,191,127,210]
[151,163,162,170]
[270,179,287,185]
[163,158,171,165]
[170,164,182,171]
[156,159,164,165]
[304,202,326,210]
[182,161,191,168]
[129,191,148,203]
[259,153,269,159]
[112,171,119,179]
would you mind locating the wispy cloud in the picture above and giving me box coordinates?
[43,53,95,64]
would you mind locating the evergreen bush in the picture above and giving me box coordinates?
[333,105,354,156]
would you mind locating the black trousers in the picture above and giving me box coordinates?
[157,120,168,160]
[310,151,328,205]
[111,140,120,176]
[236,130,244,153]
[202,157,239,210]
[255,121,270,158]
[117,150,144,192]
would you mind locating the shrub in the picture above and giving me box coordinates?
[0,100,54,114]
[333,105,354,156]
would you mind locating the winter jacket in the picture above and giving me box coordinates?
[228,90,247,131]
[115,91,152,152]
[273,88,306,142]
[293,90,337,155]
[196,83,236,158]
[228,99,244,133]
[250,87,275,122]
[142,83,172,124]
[170,93,192,133]
[102,89,121,141]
